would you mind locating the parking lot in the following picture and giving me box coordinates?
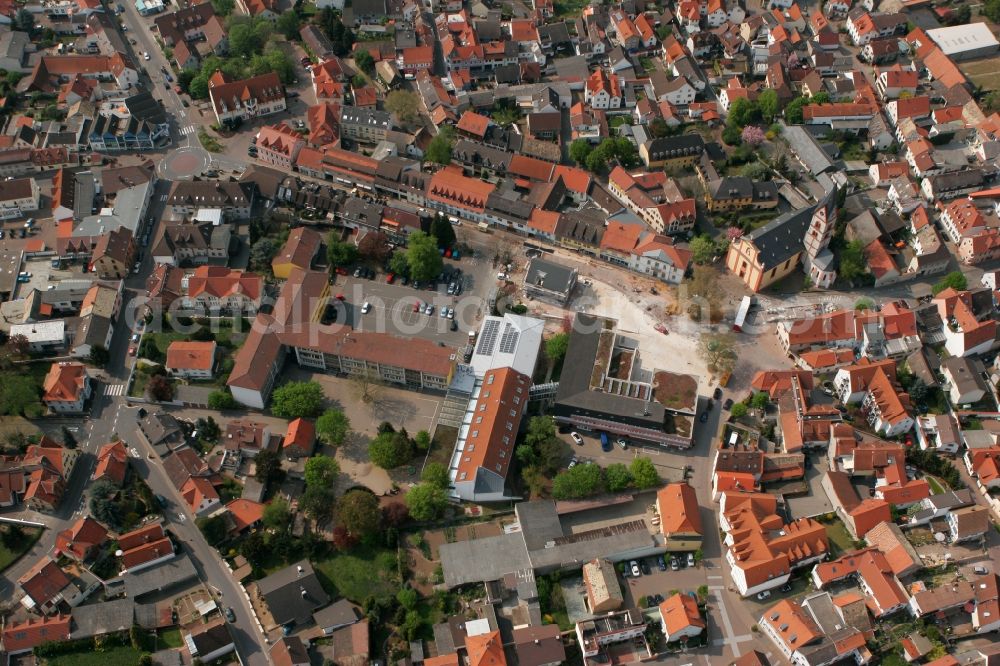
[562,431,691,482]
[621,555,705,607]
[333,254,497,348]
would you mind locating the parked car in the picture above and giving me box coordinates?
[361,302,371,314]
[657,556,666,571]
[640,560,651,576]
[756,590,771,600]
[713,387,723,400]
[386,273,395,283]
[224,607,236,623]
[779,583,793,593]
[723,398,734,411]
[413,301,422,313]
[670,557,679,571]
[616,438,627,450]
[570,432,584,445]
[600,432,612,452]
[131,333,140,343]
[687,553,695,567]
[450,320,458,331]
[974,566,989,575]
[568,456,579,469]
[630,560,641,577]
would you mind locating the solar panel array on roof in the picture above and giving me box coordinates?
[476,319,501,355]
[499,323,520,354]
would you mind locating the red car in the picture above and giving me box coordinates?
[335,293,345,300]
[335,267,349,275]
[386,273,395,284]
[129,346,137,356]
[413,301,421,312]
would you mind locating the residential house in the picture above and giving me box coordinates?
[656,482,702,551]
[948,505,990,543]
[92,440,128,486]
[92,227,136,279]
[55,517,108,563]
[255,123,304,170]
[208,70,286,126]
[42,362,91,413]
[165,341,216,379]
[941,356,989,405]
[18,557,85,615]
[182,266,263,314]
[659,593,705,643]
[583,558,624,613]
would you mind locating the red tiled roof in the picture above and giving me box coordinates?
[42,362,88,403]
[657,483,702,537]
[456,110,490,138]
[455,368,530,487]
[56,517,108,561]
[226,499,265,532]
[283,417,315,455]
[166,341,216,372]
[18,557,71,607]
[93,440,128,485]
[2,615,71,653]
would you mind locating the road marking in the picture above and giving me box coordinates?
[711,587,744,659]
[102,383,126,396]
[180,125,196,135]
[708,575,723,580]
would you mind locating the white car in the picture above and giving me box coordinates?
[570,432,584,445]
[629,560,641,577]
[497,272,509,281]
[756,590,771,600]
[361,301,371,314]
[143,51,150,60]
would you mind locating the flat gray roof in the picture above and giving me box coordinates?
[439,532,531,588]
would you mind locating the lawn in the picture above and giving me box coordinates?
[0,525,43,572]
[926,475,946,495]
[825,520,855,556]
[157,627,183,649]
[47,645,144,666]
[313,546,400,604]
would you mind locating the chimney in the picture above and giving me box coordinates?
[300,586,308,597]
[297,565,304,576]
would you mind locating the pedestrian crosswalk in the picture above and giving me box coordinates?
[102,383,127,397]
[180,125,196,136]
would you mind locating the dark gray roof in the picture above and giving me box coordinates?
[644,133,705,161]
[124,91,167,125]
[70,599,135,639]
[745,185,837,271]
[123,554,198,600]
[312,598,361,630]
[256,560,331,627]
[190,621,234,657]
[525,257,576,296]
[926,489,974,510]
[553,314,667,431]
[708,176,753,200]
[486,191,533,221]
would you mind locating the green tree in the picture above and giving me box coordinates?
[327,234,359,268]
[262,497,292,530]
[248,238,278,272]
[271,381,325,418]
[13,8,34,33]
[932,270,968,295]
[757,89,779,122]
[355,50,375,75]
[648,117,670,138]
[208,390,238,410]
[196,514,228,546]
[368,431,413,469]
[569,139,593,165]
[855,297,876,311]
[629,457,659,488]
[397,587,419,610]
[426,126,455,165]
[189,75,210,99]
[429,215,457,249]
[750,392,769,410]
[414,430,432,451]
[253,449,285,486]
[811,92,830,105]
[276,10,301,40]
[300,485,335,523]
[605,463,633,492]
[731,402,748,418]
[337,489,382,540]
[240,531,268,565]
[147,375,175,402]
[545,333,570,365]
[727,97,759,128]
[421,462,451,489]
[316,409,350,446]
[985,0,1000,22]
[61,426,77,450]
[389,252,410,277]
[837,240,867,283]
[405,231,444,282]
[211,0,235,15]
[88,344,110,368]
[784,96,809,125]
[552,463,605,499]
[385,90,420,125]
[304,456,340,489]
[699,331,737,376]
[406,482,448,521]
[690,235,716,264]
